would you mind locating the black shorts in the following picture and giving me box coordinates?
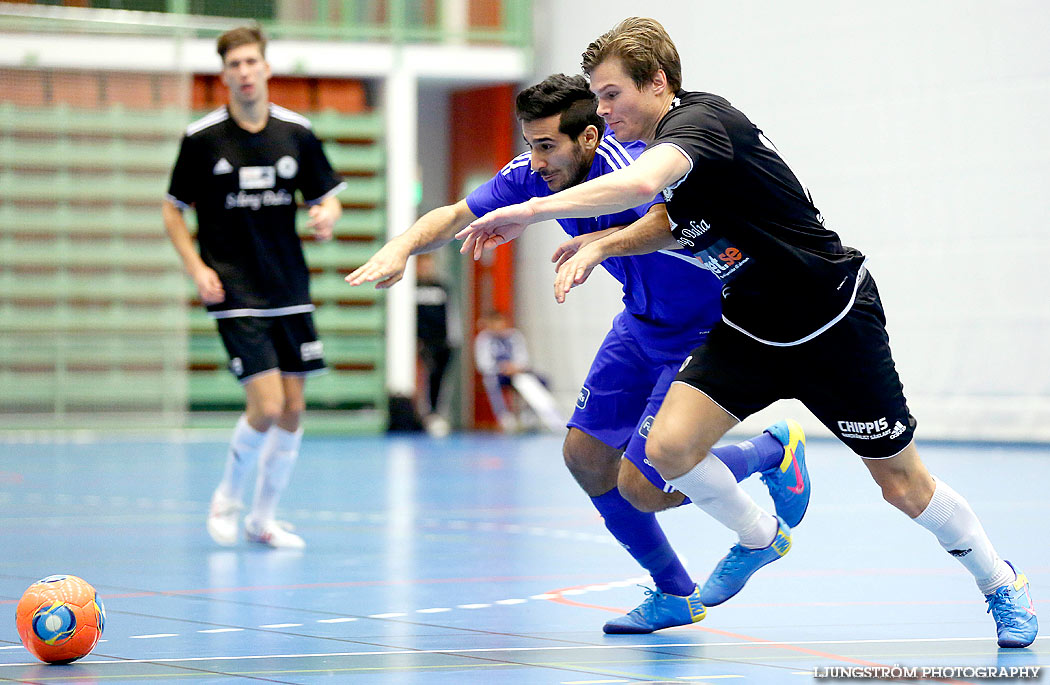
[215,313,326,384]
[674,273,917,459]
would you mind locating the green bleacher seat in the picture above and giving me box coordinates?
[323,143,384,173]
[312,305,384,333]
[0,204,167,237]
[304,240,385,270]
[335,177,386,205]
[331,209,386,237]
[309,272,384,303]
[310,110,384,140]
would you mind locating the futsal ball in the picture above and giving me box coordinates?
[15,574,105,664]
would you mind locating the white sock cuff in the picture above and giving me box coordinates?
[914,476,956,531]
[272,425,303,453]
[667,453,729,500]
[234,415,270,449]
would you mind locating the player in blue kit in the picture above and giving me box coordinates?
[347,74,808,633]
[459,20,1037,648]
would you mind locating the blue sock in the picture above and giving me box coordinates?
[710,431,784,482]
[591,488,695,597]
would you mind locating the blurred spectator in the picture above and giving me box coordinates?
[474,311,565,433]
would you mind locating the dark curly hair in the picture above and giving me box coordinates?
[515,73,603,140]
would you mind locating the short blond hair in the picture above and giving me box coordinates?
[581,17,682,93]
[217,25,266,62]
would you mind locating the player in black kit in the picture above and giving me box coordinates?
[163,26,345,549]
[458,17,1037,647]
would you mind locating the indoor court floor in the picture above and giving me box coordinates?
[0,431,1046,683]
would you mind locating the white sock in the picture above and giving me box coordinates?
[668,454,778,548]
[216,415,269,502]
[913,476,1013,594]
[249,426,302,526]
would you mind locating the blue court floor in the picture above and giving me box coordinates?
[0,432,1046,683]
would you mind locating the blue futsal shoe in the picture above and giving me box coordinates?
[603,584,706,634]
[700,516,792,607]
[761,419,811,528]
[986,562,1038,648]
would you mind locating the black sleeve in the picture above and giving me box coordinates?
[298,130,345,204]
[166,134,198,208]
[653,106,734,170]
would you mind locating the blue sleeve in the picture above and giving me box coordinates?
[465,155,535,217]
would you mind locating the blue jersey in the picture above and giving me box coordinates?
[466,132,721,352]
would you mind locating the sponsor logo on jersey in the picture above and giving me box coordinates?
[213,157,233,175]
[239,165,276,190]
[837,417,895,440]
[949,548,973,558]
[889,420,907,439]
[230,357,243,376]
[678,355,693,372]
[225,189,294,210]
[300,340,324,362]
[638,415,655,439]
[576,386,590,409]
[676,218,712,247]
[275,155,298,179]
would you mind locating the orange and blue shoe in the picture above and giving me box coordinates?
[700,516,792,606]
[986,562,1038,648]
[603,584,706,634]
[761,420,810,528]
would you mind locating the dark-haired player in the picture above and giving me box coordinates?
[459,18,1037,648]
[347,73,807,633]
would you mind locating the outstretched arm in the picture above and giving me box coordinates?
[457,145,690,260]
[345,199,478,288]
[554,204,678,303]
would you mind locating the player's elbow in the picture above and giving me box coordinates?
[629,177,663,204]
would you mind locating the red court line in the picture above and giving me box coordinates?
[546,582,972,684]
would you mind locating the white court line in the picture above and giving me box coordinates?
[316,617,357,623]
[6,635,1042,667]
[260,623,303,628]
[416,608,451,614]
[367,612,405,618]
[128,633,178,639]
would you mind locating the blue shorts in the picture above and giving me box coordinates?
[568,312,702,495]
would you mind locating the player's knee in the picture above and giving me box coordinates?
[643,429,689,477]
[248,398,284,426]
[617,469,681,513]
[873,471,925,516]
[562,433,614,480]
[282,395,306,418]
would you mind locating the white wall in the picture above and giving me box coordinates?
[518,0,1050,441]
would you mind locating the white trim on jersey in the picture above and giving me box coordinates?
[602,134,637,165]
[305,181,347,206]
[597,138,632,169]
[210,304,316,319]
[185,106,228,136]
[651,142,695,192]
[164,193,190,210]
[269,103,312,129]
[499,152,532,176]
[655,248,708,268]
[722,263,869,347]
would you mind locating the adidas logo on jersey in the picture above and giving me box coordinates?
[889,420,907,439]
[213,158,233,175]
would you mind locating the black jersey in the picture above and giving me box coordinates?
[166,104,345,317]
[653,91,867,345]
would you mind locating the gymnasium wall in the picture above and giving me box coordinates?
[516,0,1050,441]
